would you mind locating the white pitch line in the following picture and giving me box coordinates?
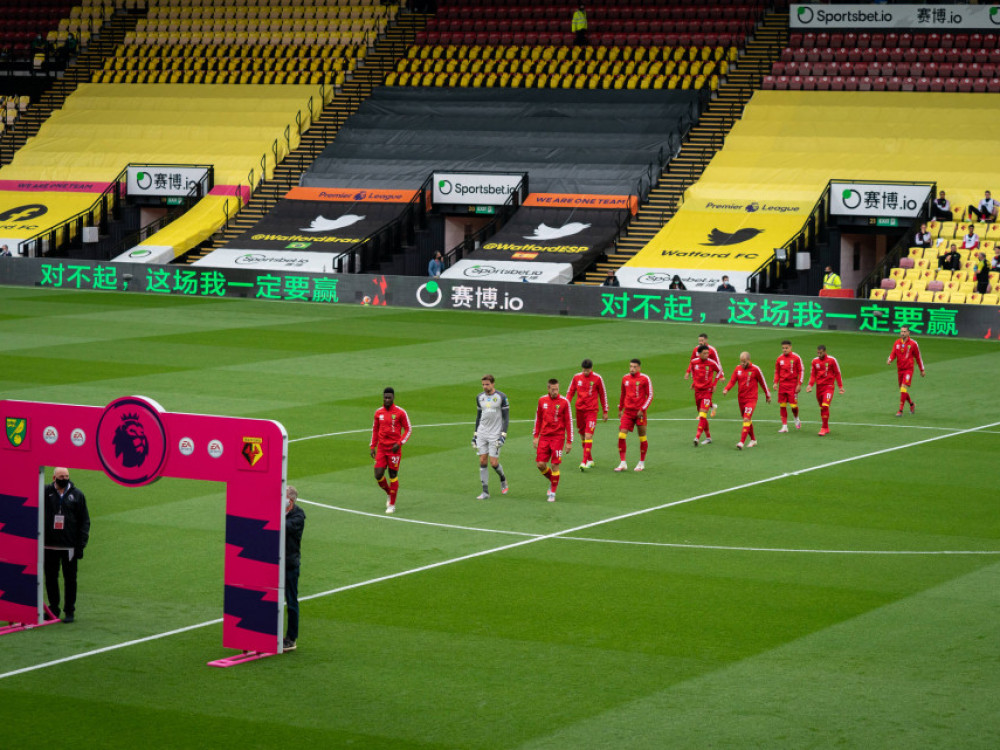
[288,417,995,443]
[297,498,540,538]
[3,419,997,683]
[559,537,1000,555]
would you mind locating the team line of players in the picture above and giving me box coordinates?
[369,329,926,511]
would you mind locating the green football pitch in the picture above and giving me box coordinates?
[1,286,998,748]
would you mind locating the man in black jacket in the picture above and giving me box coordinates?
[283,485,306,651]
[43,467,90,623]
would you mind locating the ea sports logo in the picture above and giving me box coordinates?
[438,179,453,195]
[0,204,48,222]
[797,6,814,24]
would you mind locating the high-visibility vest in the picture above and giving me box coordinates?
[572,10,587,32]
[823,272,842,290]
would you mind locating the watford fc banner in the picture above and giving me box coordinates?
[447,201,627,284]
[225,187,418,253]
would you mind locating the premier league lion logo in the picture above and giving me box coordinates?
[113,412,149,467]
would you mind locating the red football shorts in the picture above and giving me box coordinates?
[575,409,598,436]
[694,390,714,414]
[897,369,913,388]
[619,409,646,432]
[739,399,758,420]
[373,446,401,470]
[815,388,834,406]
[535,436,566,464]
[777,386,798,406]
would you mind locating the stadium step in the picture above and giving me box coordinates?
[580,10,789,284]
[183,12,430,262]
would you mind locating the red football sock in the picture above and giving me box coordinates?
[377,476,390,494]
[618,437,626,460]
[821,406,829,429]
[740,424,750,442]
[749,423,756,440]
[780,406,788,425]
[639,436,647,460]
[540,467,552,481]
[388,478,398,505]
[583,439,592,463]
[550,470,560,492]
[792,406,799,418]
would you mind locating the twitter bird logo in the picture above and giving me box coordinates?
[701,227,763,246]
[301,214,366,232]
[524,222,591,241]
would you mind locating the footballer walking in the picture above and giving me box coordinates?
[370,387,412,514]
[616,358,653,471]
[533,379,573,501]
[887,326,925,416]
[566,358,608,470]
[773,340,804,432]
[474,374,510,499]
[722,351,771,449]
[690,345,724,446]
[805,346,844,436]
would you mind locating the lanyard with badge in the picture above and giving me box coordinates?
[54,493,65,530]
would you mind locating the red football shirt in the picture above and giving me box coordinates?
[619,372,653,412]
[566,371,608,413]
[724,363,771,403]
[888,338,924,373]
[686,344,721,375]
[533,394,573,442]
[808,355,843,390]
[774,352,805,388]
[370,405,412,450]
[689,357,724,391]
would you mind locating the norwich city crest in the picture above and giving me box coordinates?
[6,417,27,447]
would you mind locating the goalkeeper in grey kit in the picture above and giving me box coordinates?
[474,374,510,499]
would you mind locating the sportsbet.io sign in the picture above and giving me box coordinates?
[791,4,1000,30]
[432,171,527,206]
[830,181,932,218]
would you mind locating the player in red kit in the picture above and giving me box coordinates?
[773,339,804,432]
[370,387,412,514]
[722,351,771,449]
[887,326,925,416]
[805,345,844,436]
[566,358,608,471]
[533,379,573,501]
[616,358,653,471]
[689,345,724,446]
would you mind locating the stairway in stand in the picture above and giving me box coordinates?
[582,11,789,285]
[184,13,430,264]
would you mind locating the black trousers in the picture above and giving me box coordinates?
[44,548,78,616]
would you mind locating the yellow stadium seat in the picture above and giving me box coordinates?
[919,292,938,303]
[967,293,983,304]
[898,279,915,292]
[950,294,967,305]
[958,281,976,296]
[889,268,907,282]
[908,248,925,261]
[869,289,886,300]
[884,289,903,301]
[981,294,1000,305]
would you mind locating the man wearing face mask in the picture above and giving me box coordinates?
[43,467,90,623]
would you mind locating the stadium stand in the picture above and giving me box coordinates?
[297,86,703,196]
[765,32,1000,93]
[0,83,319,257]
[620,90,1000,294]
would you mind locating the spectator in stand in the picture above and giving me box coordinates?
[937,242,961,271]
[428,251,444,278]
[975,252,991,294]
[0,244,11,257]
[992,249,1000,272]
[931,190,953,221]
[601,268,620,287]
[716,275,736,292]
[571,4,589,46]
[822,265,842,290]
[668,274,686,290]
[962,224,980,251]
[968,190,998,223]
[913,223,932,249]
